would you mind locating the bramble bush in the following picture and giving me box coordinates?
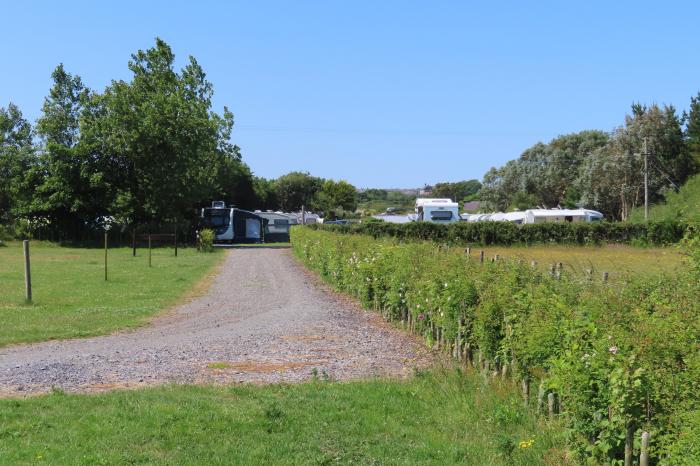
[309,219,688,246]
[291,226,700,464]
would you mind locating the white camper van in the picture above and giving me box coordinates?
[414,198,460,223]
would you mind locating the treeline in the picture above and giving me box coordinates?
[293,228,700,464]
[0,39,357,241]
[479,97,700,220]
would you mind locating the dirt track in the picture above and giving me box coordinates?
[0,248,432,396]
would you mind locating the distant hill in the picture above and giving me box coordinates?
[629,173,700,222]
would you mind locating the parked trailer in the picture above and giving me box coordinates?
[201,202,266,243]
[460,208,603,224]
[414,198,460,223]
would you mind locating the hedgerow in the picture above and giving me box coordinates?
[291,226,700,464]
[308,219,687,246]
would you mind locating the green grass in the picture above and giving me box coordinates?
[0,241,223,347]
[454,243,683,281]
[0,370,566,465]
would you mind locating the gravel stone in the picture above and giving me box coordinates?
[0,248,433,396]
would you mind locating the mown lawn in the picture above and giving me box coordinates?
[0,241,223,347]
[453,243,683,280]
[0,370,566,465]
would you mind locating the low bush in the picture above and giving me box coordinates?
[199,229,215,252]
[291,227,700,464]
[315,219,688,246]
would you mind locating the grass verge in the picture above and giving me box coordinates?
[0,369,566,465]
[452,243,682,280]
[0,241,224,347]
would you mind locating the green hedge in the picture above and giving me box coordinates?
[308,220,687,246]
[292,227,700,464]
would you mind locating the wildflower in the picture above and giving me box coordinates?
[609,346,618,355]
[418,313,425,321]
[518,438,534,449]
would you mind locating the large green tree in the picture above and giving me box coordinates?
[81,38,242,226]
[22,64,104,237]
[275,171,323,211]
[313,179,357,213]
[577,104,692,220]
[432,179,482,202]
[0,103,34,223]
[685,92,700,167]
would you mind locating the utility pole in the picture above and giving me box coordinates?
[644,137,649,222]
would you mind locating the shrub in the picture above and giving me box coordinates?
[291,227,700,464]
[199,229,215,252]
[308,220,688,246]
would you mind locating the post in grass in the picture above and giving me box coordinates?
[640,431,650,466]
[148,234,152,267]
[479,250,484,263]
[23,240,32,303]
[104,232,108,281]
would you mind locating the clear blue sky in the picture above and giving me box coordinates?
[2,1,699,188]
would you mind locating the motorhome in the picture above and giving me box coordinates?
[414,198,460,223]
[201,202,266,243]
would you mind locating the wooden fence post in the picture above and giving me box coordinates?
[530,260,537,269]
[548,392,556,419]
[640,431,650,466]
[456,318,463,361]
[23,240,32,303]
[479,250,484,263]
[465,247,471,256]
[522,377,530,407]
[603,271,609,283]
[148,234,152,267]
[174,226,178,257]
[537,382,545,413]
[624,423,635,466]
[132,229,136,257]
[104,232,108,281]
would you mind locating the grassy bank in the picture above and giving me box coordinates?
[0,241,223,347]
[292,228,700,463]
[0,370,565,465]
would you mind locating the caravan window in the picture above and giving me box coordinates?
[202,209,230,227]
[273,219,289,226]
[431,210,453,220]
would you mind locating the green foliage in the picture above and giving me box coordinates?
[480,102,699,220]
[275,171,324,211]
[199,229,215,252]
[292,228,700,464]
[629,173,700,223]
[432,179,482,202]
[0,103,34,223]
[313,179,357,214]
[308,219,687,246]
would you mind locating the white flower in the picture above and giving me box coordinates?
[609,346,618,355]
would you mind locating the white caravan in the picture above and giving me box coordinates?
[414,198,460,223]
[524,208,603,224]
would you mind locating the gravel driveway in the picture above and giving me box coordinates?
[0,248,432,396]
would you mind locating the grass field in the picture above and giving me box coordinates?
[0,241,223,347]
[0,369,565,465]
[452,243,684,280]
